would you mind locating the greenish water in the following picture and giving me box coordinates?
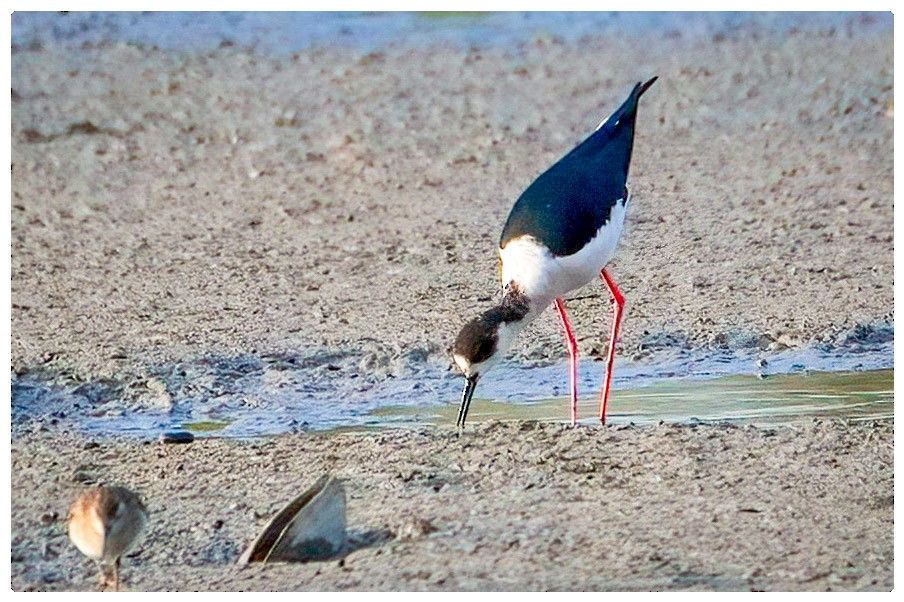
[182,420,232,433]
[371,369,893,428]
[12,344,894,439]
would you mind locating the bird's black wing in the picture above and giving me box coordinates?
[500,78,655,257]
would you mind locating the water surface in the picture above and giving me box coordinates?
[12,340,893,439]
[374,369,893,429]
[12,11,891,55]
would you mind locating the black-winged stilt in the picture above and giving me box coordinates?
[453,77,657,428]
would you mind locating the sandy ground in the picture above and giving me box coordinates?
[10,420,894,591]
[10,18,894,592]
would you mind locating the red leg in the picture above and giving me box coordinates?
[554,298,579,426]
[599,268,624,424]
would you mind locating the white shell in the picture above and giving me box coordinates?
[238,475,347,564]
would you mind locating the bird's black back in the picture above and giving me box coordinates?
[500,78,656,257]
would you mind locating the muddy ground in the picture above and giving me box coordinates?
[10,15,894,592]
[10,420,894,591]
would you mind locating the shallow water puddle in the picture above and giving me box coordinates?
[370,369,893,429]
[181,420,233,433]
[14,12,888,56]
[11,342,893,439]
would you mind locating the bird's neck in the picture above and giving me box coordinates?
[497,282,548,326]
[497,283,530,316]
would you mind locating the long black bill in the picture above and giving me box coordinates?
[457,376,478,429]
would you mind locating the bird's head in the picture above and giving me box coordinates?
[99,493,127,534]
[452,286,531,427]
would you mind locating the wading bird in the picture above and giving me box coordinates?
[453,77,657,428]
[68,485,148,591]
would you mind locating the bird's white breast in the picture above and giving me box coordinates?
[68,510,106,561]
[499,199,626,305]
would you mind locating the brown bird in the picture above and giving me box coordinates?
[67,486,148,591]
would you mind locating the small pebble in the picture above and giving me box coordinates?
[40,512,58,526]
[396,517,438,541]
[160,431,195,444]
[72,469,97,484]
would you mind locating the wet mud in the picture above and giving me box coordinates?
[10,12,894,592]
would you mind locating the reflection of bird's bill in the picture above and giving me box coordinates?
[457,376,479,429]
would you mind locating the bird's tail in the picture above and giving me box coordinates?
[637,76,658,97]
[594,76,658,132]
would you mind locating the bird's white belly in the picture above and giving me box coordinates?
[499,200,626,306]
[68,513,106,561]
